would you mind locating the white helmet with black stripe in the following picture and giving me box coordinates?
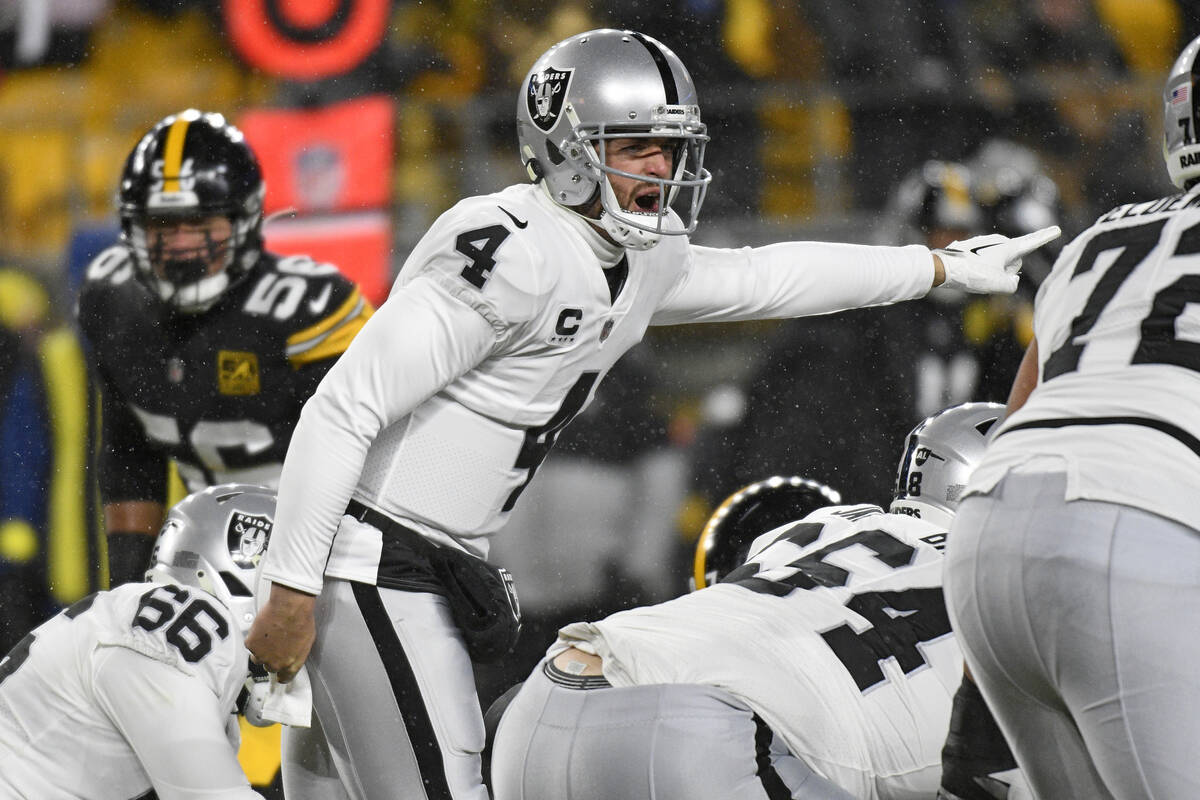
[890,402,1004,529]
[516,28,711,250]
[1165,34,1200,189]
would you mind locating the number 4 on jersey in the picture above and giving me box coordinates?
[457,225,512,289]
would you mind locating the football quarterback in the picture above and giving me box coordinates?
[247,27,1056,800]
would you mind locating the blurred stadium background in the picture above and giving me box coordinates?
[1,1,1193,790]
[2,0,1193,601]
[2,0,1191,379]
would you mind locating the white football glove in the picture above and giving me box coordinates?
[934,225,1061,294]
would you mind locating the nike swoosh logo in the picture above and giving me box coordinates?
[969,242,1004,255]
[499,206,528,229]
[308,284,333,315]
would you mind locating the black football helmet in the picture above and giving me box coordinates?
[887,160,982,248]
[692,475,841,590]
[118,109,265,312]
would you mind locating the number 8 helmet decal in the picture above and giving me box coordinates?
[146,483,275,638]
[516,29,711,250]
[1164,34,1200,189]
[891,402,1004,529]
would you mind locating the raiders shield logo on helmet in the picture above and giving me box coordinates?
[227,510,272,568]
[527,66,573,133]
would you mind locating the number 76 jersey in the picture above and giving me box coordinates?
[971,184,1200,532]
[556,505,960,799]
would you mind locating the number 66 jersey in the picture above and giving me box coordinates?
[554,504,960,799]
[0,581,262,799]
[969,184,1200,531]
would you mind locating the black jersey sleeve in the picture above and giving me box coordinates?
[281,273,374,371]
[97,369,167,504]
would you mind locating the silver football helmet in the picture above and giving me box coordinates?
[516,29,711,250]
[1165,34,1200,189]
[145,483,275,637]
[890,402,1004,529]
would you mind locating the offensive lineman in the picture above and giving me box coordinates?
[491,404,1025,800]
[0,484,274,799]
[247,29,1058,799]
[76,109,373,587]
[943,33,1200,799]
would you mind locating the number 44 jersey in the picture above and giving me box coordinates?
[76,246,372,499]
[971,184,1200,532]
[0,582,258,799]
[555,504,960,800]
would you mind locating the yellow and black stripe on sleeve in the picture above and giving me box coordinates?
[286,287,374,368]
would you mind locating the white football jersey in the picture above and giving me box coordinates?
[555,505,960,800]
[0,582,257,799]
[970,185,1200,530]
[264,182,934,594]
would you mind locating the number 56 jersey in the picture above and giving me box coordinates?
[76,246,372,499]
[971,184,1200,531]
[0,582,252,799]
[556,505,959,800]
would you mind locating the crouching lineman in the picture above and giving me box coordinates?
[490,402,1028,800]
[0,484,276,799]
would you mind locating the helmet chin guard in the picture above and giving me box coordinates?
[516,29,711,249]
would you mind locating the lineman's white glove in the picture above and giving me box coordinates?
[933,226,1061,294]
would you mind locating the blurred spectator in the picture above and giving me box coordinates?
[968,138,1065,403]
[0,0,109,68]
[802,1,986,208]
[0,267,94,653]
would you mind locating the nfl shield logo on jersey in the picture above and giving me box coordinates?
[527,67,573,133]
[600,318,615,343]
[227,511,271,568]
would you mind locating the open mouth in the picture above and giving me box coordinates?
[633,190,661,214]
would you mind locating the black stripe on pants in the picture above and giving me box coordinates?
[352,581,453,800]
[753,713,792,800]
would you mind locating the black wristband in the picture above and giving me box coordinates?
[107,531,158,588]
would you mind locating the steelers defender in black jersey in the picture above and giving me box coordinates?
[76,109,373,587]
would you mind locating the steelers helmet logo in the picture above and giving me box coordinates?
[527,67,574,133]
